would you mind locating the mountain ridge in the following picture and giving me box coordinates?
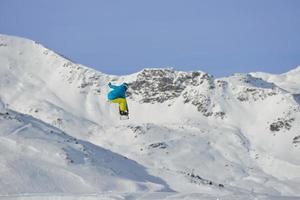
[0,34,300,199]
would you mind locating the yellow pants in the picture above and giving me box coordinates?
[111,98,128,112]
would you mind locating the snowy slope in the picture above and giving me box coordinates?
[0,34,300,199]
[250,67,300,94]
[0,100,170,195]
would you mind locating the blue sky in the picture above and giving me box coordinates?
[1,0,300,77]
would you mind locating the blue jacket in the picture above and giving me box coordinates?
[107,83,128,100]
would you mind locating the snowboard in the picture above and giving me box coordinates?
[120,115,129,120]
[119,109,129,120]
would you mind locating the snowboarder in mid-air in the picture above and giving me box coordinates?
[107,82,129,117]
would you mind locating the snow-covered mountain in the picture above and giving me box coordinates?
[251,67,300,94]
[0,34,300,199]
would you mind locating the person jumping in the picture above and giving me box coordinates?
[107,82,129,116]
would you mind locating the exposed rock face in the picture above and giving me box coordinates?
[125,68,291,119]
[236,87,278,102]
[128,69,213,103]
[293,136,300,145]
[127,68,222,117]
[269,118,295,132]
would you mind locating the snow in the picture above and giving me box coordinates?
[0,105,171,195]
[0,34,300,199]
[250,67,300,94]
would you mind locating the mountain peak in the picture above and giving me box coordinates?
[286,65,300,74]
[1,34,300,198]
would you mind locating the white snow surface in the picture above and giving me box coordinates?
[250,67,300,94]
[0,34,300,199]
